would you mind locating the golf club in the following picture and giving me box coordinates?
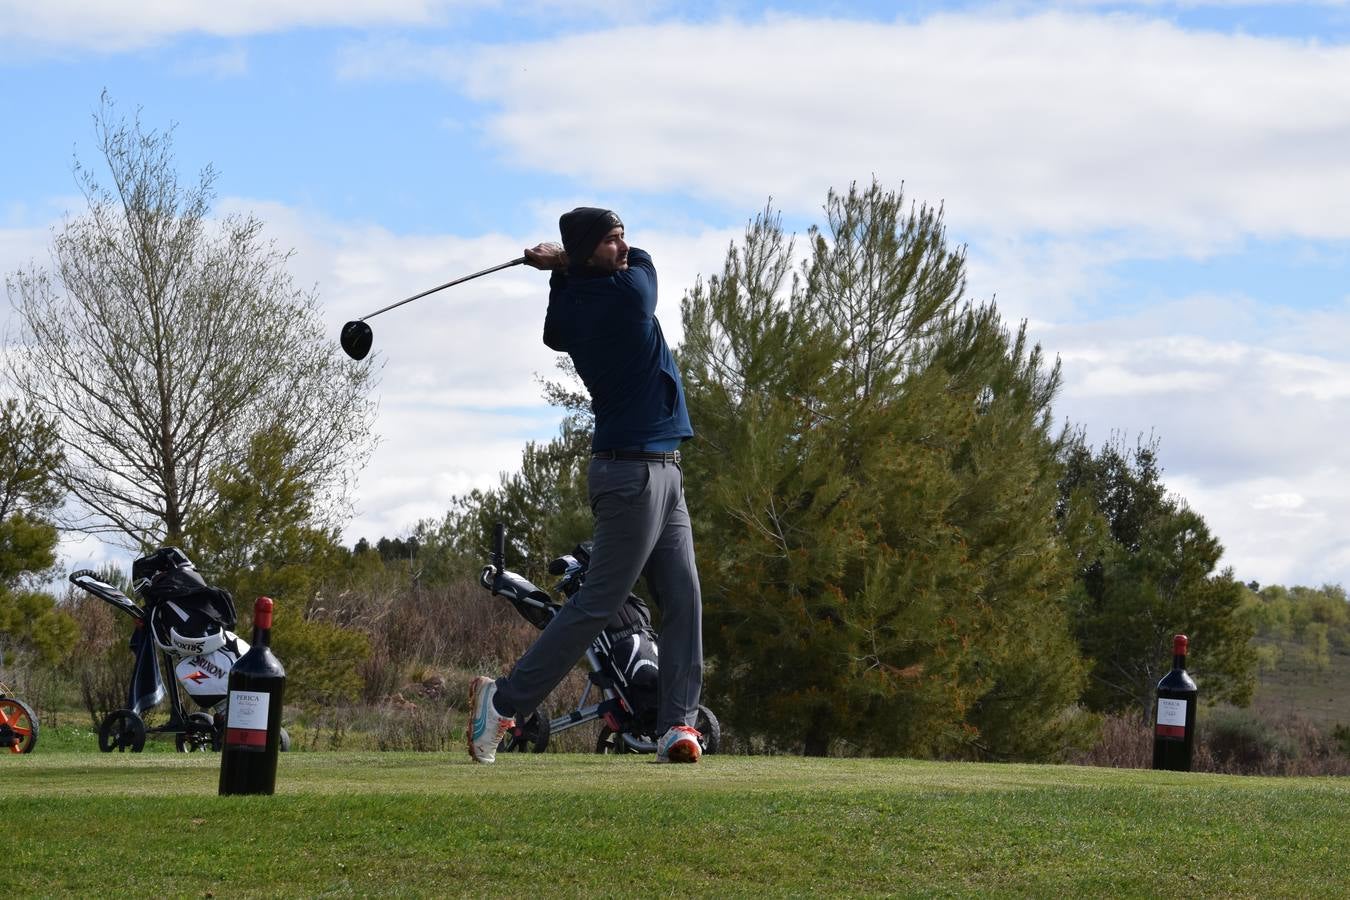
[340,255,527,360]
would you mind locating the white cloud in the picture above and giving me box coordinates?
[1251,492,1306,512]
[424,13,1350,250]
[1056,1,1349,7]
[55,531,123,580]
[0,0,685,54]
[0,0,473,52]
[1026,293,1350,585]
[1076,365,1226,395]
[1171,472,1350,587]
[172,46,251,78]
[0,223,51,270]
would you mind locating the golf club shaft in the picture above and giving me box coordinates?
[360,256,527,322]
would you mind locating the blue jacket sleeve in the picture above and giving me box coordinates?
[542,270,569,351]
[617,248,657,317]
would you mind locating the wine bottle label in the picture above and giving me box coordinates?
[1155,697,1187,738]
[225,689,270,751]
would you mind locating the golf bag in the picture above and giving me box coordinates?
[480,523,719,755]
[70,548,288,753]
[135,548,242,707]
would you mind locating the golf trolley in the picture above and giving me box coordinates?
[69,548,290,754]
[0,676,38,754]
[479,523,720,755]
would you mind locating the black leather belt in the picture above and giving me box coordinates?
[605,624,653,641]
[592,449,681,463]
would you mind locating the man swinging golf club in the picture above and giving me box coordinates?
[467,208,704,764]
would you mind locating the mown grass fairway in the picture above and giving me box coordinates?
[3,753,1345,897]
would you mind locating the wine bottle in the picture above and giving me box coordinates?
[219,596,286,795]
[1152,633,1198,772]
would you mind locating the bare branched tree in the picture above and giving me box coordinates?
[4,94,377,548]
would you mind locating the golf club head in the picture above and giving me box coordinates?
[340,320,373,360]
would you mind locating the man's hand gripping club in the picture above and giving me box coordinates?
[524,242,568,271]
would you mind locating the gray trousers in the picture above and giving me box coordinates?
[495,456,703,733]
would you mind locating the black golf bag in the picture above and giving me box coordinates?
[132,548,242,710]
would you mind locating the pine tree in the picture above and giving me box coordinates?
[1057,433,1255,717]
[183,428,369,709]
[680,182,1085,758]
[0,398,76,668]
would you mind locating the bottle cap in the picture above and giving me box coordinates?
[255,596,274,630]
[1174,634,1188,656]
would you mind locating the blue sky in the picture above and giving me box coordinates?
[3,1,1349,587]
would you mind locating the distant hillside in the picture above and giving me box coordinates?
[1243,584,1350,728]
[1249,639,1350,727]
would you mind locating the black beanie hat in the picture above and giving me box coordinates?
[559,207,623,266]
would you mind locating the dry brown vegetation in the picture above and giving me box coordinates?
[26,567,1349,772]
[1069,710,1350,776]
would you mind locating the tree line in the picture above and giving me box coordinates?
[0,96,1317,759]
[429,183,1261,758]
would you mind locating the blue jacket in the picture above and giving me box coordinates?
[542,248,694,451]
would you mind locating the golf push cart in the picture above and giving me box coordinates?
[69,547,290,753]
[480,523,720,755]
[0,676,38,754]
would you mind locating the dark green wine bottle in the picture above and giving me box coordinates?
[219,596,286,795]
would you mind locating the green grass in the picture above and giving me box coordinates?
[3,753,1346,897]
[26,721,215,754]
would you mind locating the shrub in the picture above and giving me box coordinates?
[1069,708,1350,776]
[1067,713,1150,770]
[1333,723,1350,757]
[373,703,459,752]
[1203,707,1297,774]
[62,587,133,727]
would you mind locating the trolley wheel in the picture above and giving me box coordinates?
[595,724,645,755]
[176,712,217,753]
[499,706,550,753]
[0,697,38,754]
[98,709,147,753]
[279,726,291,753]
[694,704,721,754]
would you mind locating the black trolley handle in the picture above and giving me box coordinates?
[68,570,145,622]
[474,522,509,596]
[490,523,507,592]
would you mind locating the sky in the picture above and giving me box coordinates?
[2,0,1349,588]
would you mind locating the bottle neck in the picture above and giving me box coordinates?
[1171,635,1188,672]
[251,597,274,647]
